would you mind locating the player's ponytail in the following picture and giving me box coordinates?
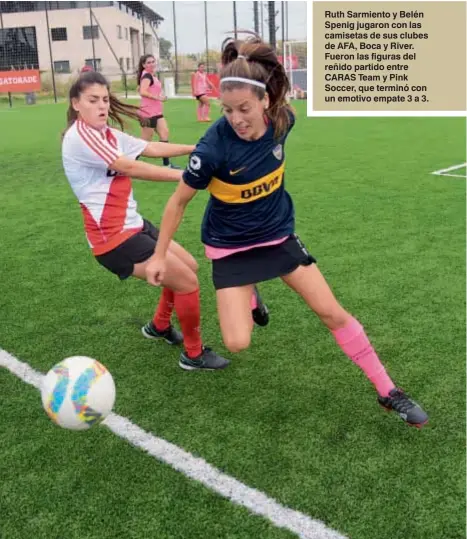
[220,34,293,139]
[65,71,141,132]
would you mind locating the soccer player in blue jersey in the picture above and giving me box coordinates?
[145,36,428,427]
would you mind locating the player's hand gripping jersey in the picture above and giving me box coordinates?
[183,113,296,248]
[62,120,148,255]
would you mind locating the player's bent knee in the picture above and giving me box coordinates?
[223,333,251,354]
[166,268,199,294]
[319,308,352,331]
[187,256,199,274]
[182,271,199,292]
[182,257,198,274]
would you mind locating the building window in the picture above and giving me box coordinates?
[0,26,39,70]
[83,25,99,40]
[54,60,70,73]
[126,58,130,71]
[51,27,67,41]
[85,58,102,71]
[119,57,124,70]
[88,1,112,6]
[117,25,122,39]
[124,27,128,40]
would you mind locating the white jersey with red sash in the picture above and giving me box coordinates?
[62,120,148,255]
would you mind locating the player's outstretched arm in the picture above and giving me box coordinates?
[109,155,183,182]
[146,182,198,286]
[142,142,196,159]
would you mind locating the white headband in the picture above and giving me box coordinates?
[220,76,266,89]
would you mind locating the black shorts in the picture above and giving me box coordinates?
[95,219,159,280]
[211,234,316,290]
[195,94,206,100]
[139,115,164,128]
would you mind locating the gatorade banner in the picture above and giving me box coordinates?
[0,70,41,93]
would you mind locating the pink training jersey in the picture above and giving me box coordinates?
[139,70,163,118]
[193,71,208,96]
[62,120,149,255]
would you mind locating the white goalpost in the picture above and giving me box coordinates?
[284,40,307,100]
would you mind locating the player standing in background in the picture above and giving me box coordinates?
[145,36,429,427]
[192,62,216,122]
[61,71,229,371]
[137,54,180,169]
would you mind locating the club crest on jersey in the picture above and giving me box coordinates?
[189,155,201,171]
[273,144,283,160]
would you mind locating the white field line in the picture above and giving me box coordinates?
[431,163,467,177]
[0,348,347,539]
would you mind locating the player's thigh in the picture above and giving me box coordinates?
[216,285,254,353]
[168,240,198,274]
[281,264,350,329]
[200,95,210,105]
[132,250,198,293]
[140,126,154,141]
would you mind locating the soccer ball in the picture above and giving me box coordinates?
[41,356,116,431]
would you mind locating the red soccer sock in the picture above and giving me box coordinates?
[174,289,203,358]
[331,317,396,397]
[152,287,175,331]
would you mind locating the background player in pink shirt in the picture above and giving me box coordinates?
[137,54,179,169]
[192,62,216,122]
[62,71,229,371]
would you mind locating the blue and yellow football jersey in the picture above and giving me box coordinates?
[183,113,296,248]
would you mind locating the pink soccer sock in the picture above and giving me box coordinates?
[202,103,209,119]
[250,292,257,310]
[196,105,203,121]
[331,317,395,397]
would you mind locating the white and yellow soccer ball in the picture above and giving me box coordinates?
[41,356,116,430]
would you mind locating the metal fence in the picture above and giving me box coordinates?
[0,1,307,106]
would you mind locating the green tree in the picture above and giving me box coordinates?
[200,49,222,70]
[159,38,173,61]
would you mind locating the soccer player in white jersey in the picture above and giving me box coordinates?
[61,71,229,371]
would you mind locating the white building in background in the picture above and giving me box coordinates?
[0,1,163,77]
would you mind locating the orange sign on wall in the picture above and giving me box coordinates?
[0,69,41,93]
[206,74,220,98]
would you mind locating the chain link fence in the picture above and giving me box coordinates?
[0,1,306,107]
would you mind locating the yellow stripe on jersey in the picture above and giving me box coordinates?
[208,163,285,204]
